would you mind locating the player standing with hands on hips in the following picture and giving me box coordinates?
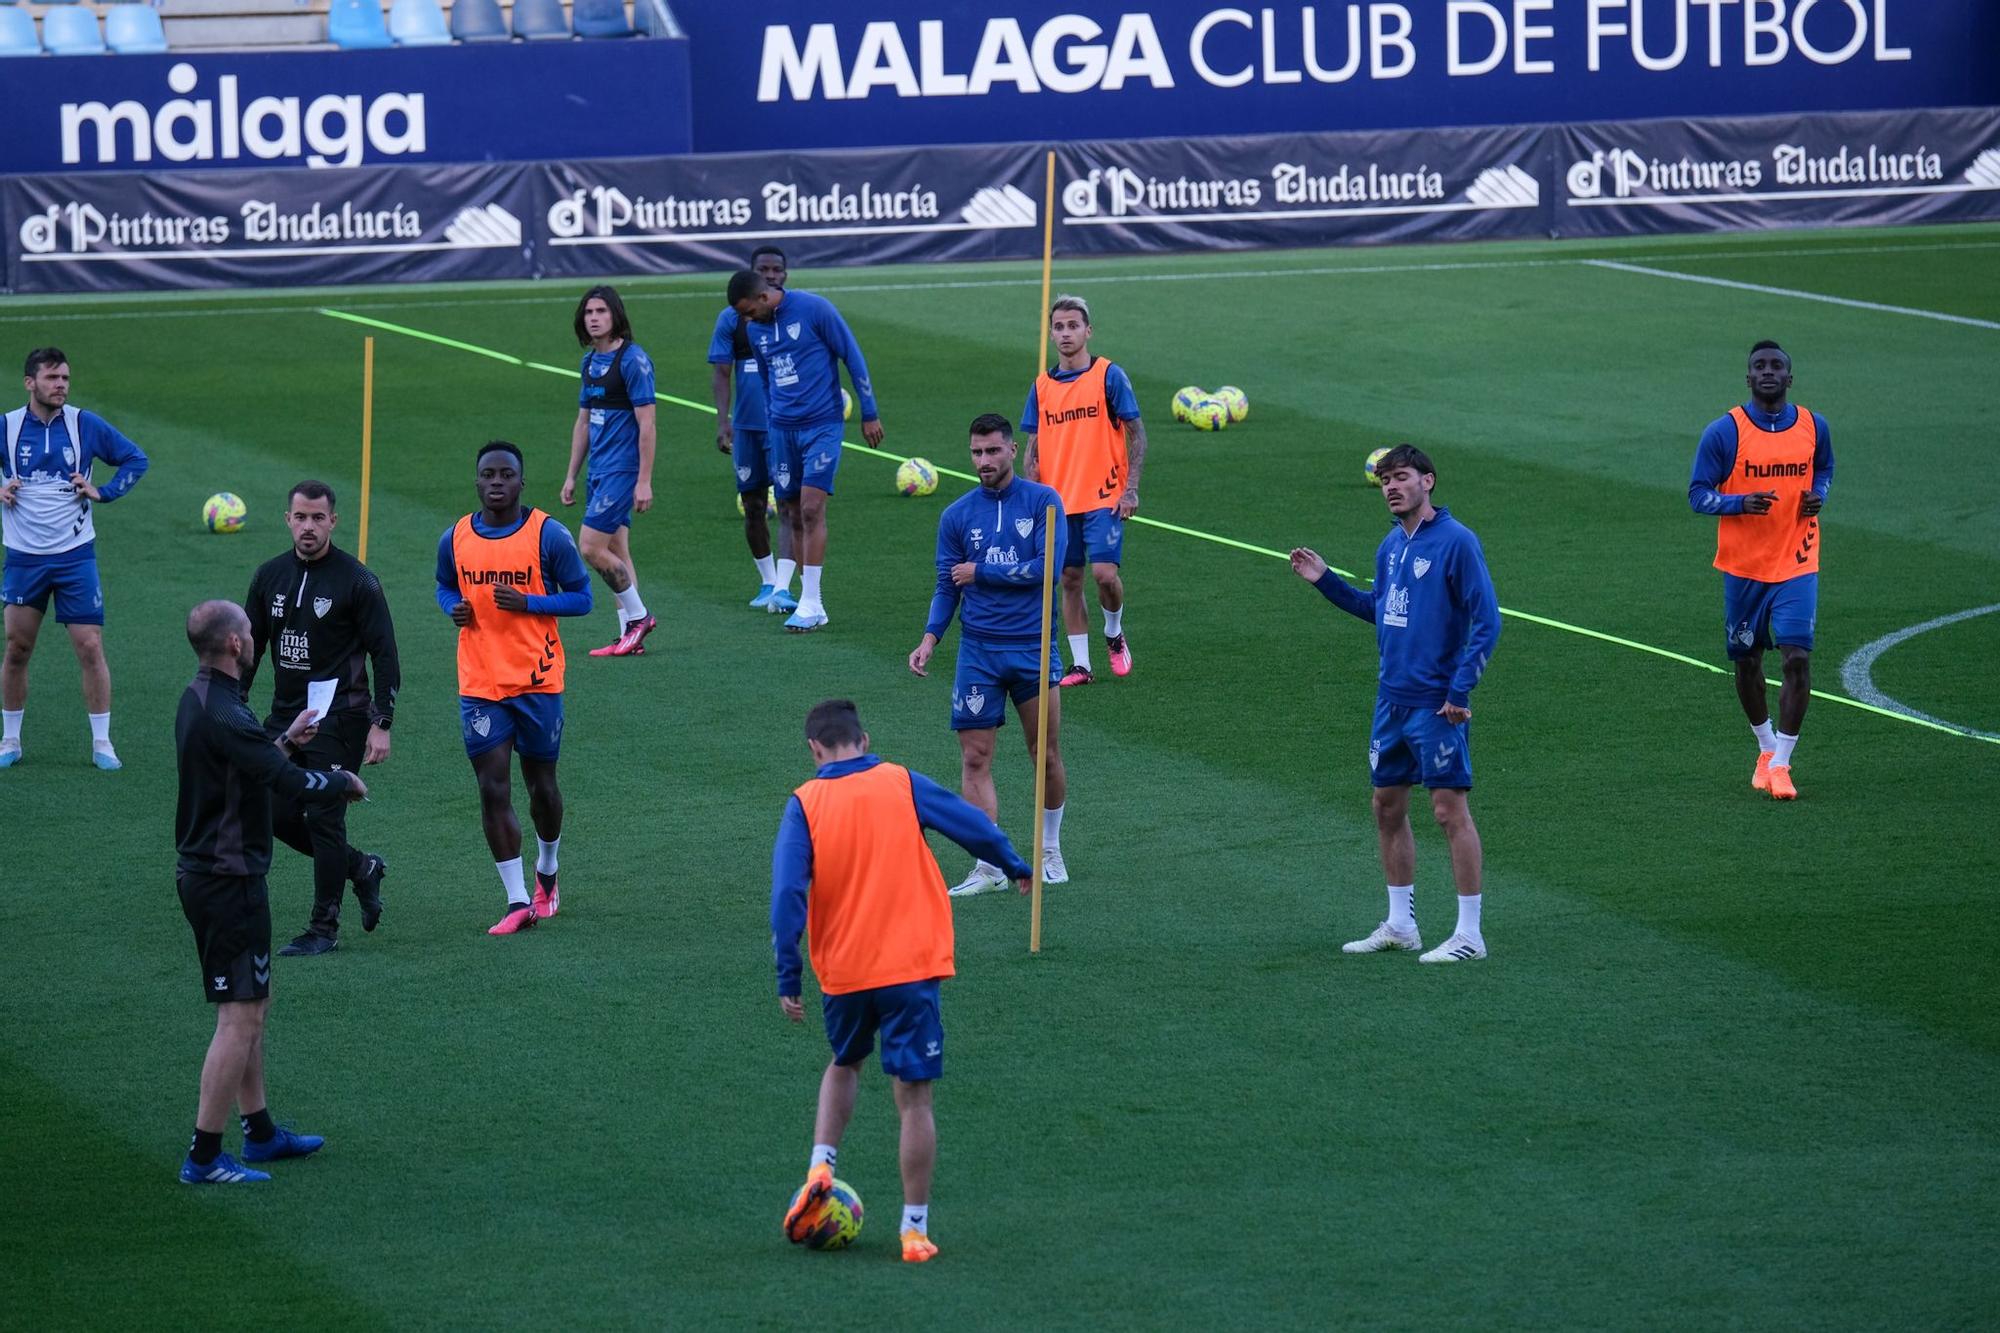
[1688,340,1832,801]
[2,347,149,770]
[1290,444,1500,963]
[562,286,658,658]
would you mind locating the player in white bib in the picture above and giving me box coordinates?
[1,348,150,770]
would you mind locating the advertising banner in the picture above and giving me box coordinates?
[675,0,2000,153]
[1053,124,1550,254]
[0,41,692,176]
[1553,106,2000,236]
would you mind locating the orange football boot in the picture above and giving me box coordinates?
[1767,764,1797,801]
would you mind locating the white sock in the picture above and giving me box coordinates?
[496,857,528,907]
[535,837,560,876]
[89,712,111,746]
[810,1143,837,1170]
[2,709,21,744]
[1042,803,1064,850]
[1386,884,1415,933]
[801,565,823,609]
[1455,893,1483,942]
[902,1203,929,1235]
[754,554,778,586]
[1752,719,1777,753]
[1772,730,1798,767]
[1067,633,1092,671]
[1104,607,1123,638]
[774,558,797,592]
[615,584,647,623]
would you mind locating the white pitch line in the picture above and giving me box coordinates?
[1839,604,2000,741]
[1584,260,2000,331]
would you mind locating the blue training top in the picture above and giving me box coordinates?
[745,289,878,430]
[576,341,656,477]
[433,510,595,618]
[707,307,768,432]
[1312,506,1501,710]
[1688,401,1834,516]
[926,475,1067,647]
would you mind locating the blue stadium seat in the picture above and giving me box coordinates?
[388,0,449,46]
[633,0,673,37]
[449,0,507,42]
[0,5,37,54]
[42,5,106,52]
[327,0,392,48]
[511,0,568,41]
[105,2,169,53]
[571,0,630,39]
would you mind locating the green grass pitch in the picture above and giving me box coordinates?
[4,223,1997,1329]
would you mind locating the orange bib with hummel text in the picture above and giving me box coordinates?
[1033,357,1128,515]
[452,509,565,700]
[1714,405,1821,582]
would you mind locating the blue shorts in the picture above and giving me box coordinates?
[731,427,771,494]
[1369,700,1473,790]
[770,423,843,500]
[583,471,636,535]
[1063,509,1126,569]
[1,549,104,626]
[951,635,1060,731]
[823,978,944,1081]
[1723,572,1817,660]
[460,693,565,762]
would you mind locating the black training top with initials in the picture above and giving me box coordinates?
[243,544,400,731]
[174,666,350,878]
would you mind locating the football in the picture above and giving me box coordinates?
[790,1178,864,1250]
[896,457,940,496]
[1187,397,1229,431]
[203,492,247,533]
[841,387,854,421]
[1171,386,1204,422]
[1365,447,1392,486]
[1215,385,1249,423]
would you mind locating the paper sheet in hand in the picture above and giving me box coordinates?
[306,678,337,723]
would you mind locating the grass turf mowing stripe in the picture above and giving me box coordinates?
[320,306,2000,746]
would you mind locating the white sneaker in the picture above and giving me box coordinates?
[1342,921,1422,954]
[0,740,22,769]
[1040,847,1069,884]
[947,863,1009,897]
[1419,933,1487,963]
[92,742,122,772]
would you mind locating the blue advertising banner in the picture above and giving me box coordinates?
[672,0,2000,153]
[0,40,692,176]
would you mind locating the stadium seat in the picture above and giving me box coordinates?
[41,5,106,52]
[572,0,631,39]
[0,5,37,54]
[511,0,568,40]
[105,2,168,53]
[327,0,392,49]
[387,0,449,46]
[448,0,507,42]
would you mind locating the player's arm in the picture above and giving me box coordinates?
[1803,414,1834,517]
[1107,364,1147,515]
[562,394,590,507]
[218,709,359,805]
[626,348,658,511]
[823,304,883,442]
[912,516,964,675]
[1689,418,1756,516]
[521,520,595,617]
[1289,548,1375,623]
[973,493,1064,587]
[435,528,470,625]
[770,795,813,1012]
[1018,385,1039,480]
[241,568,271,696]
[1445,536,1502,711]
[356,568,399,758]
[708,313,737,452]
[908,770,1033,883]
[80,414,148,502]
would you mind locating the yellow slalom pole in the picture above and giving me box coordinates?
[358,336,375,564]
[1035,149,1056,380]
[1030,502,1056,954]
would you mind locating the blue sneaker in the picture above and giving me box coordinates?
[783,608,829,633]
[767,589,799,615]
[748,583,778,610]
[180,1152,270,1184]
[242,1125,325,1163]
[0,742,20,768]
[92,744,122,771]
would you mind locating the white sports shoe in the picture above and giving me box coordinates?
[1041,847,1069,884]
[1342,921,1423,954]
[0,740,22,769]
[1419,933,1487,963]
[947,862,1009,897]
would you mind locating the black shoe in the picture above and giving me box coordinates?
[354,853,387,932]
[278,931,337,957]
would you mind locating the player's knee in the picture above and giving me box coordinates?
[1371,789,1404,826]
[72,638,106,669]
[1430,793,1472,832]
[475,771,512,807]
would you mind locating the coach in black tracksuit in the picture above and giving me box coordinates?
[244,480,399,956]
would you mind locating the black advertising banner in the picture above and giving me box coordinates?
[1554,107,2000,237]
[526,142,1050,278]
[3,161,531,294]
[1053,124,1553,254]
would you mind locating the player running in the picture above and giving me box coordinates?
[437,443,592,935]
[772,699,1032,1263]
[1689,340,1833,801]
[907,414,1070,896]
[727,267,885,632]
[561,286,657,658]
[1289,444,1500,964]
[710,246,798,613]
[2,347,149,770]
[1019,296,1147,686]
